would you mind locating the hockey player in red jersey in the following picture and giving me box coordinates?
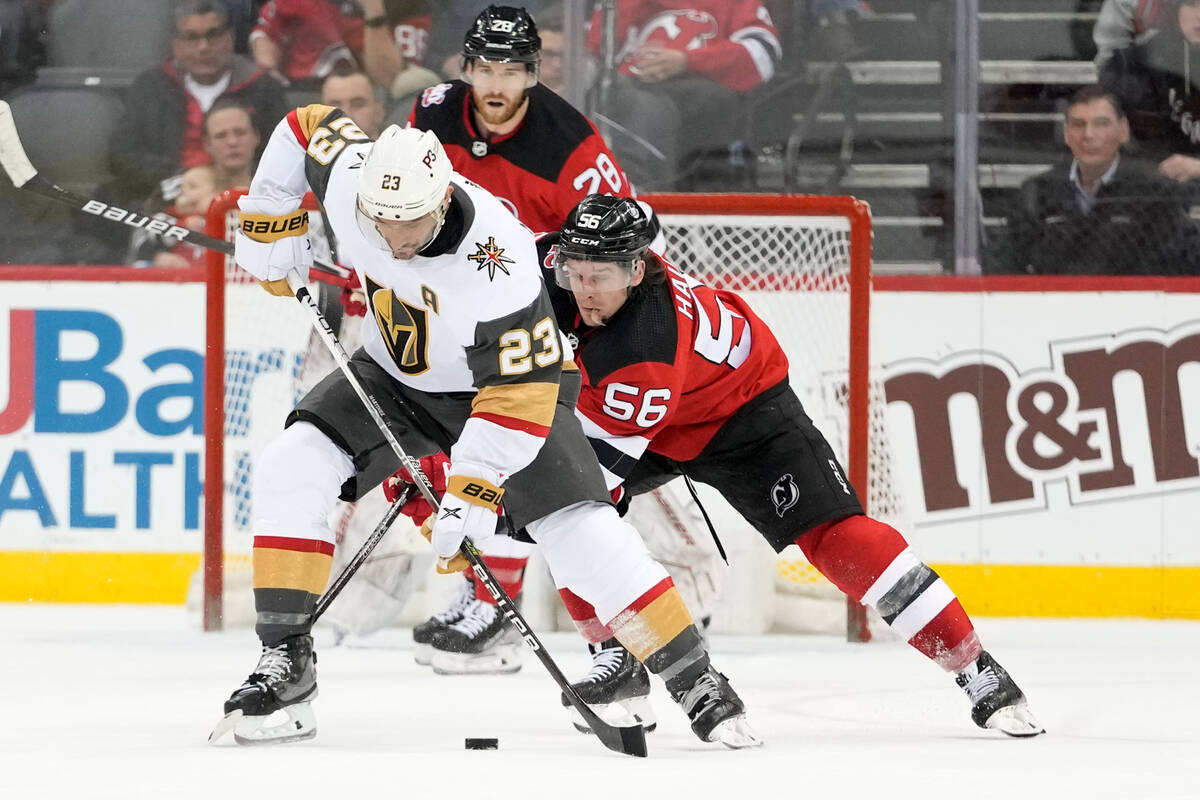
[392,5,641,676]
[407,5,634,235]
[209,113,760,748]
[534,194,1046,739]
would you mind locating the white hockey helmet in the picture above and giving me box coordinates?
[356,125,452,222]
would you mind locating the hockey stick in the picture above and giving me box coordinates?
[283,270,649,759]
[312,483,415,624]
[0,100,350,282]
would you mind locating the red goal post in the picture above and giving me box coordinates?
[202,191,878,642]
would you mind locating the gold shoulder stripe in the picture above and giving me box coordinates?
[472,382,559,428]
[563,359,579,372]
[294,104,338,141]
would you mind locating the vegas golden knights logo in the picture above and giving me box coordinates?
[365,276,430,375]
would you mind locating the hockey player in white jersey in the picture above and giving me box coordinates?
[209,106,760,749]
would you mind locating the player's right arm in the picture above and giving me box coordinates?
[235,104,369,294]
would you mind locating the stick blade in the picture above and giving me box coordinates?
[573,700,648,757]
[0,100,38,188]
[598,721,648,758]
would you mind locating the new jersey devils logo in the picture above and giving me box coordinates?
[365,275,431,375]
[771,473,799,518]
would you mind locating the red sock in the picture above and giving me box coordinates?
[557,587,614,642]
[475,555,527,605]
[798,515,980,672]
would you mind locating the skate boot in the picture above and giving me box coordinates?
[670,665,762,749]
[412,573,476,666]
[561,638,656,734]
[428,596,523,675]
[955,650,1045,737]
[208,634,318,746]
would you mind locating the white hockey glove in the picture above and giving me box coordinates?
[234,195,312,296]
[429,460,503,562]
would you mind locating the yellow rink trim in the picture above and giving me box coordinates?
[0,551,202,604]
[2,552,1200,616]
[928,564,1200,619]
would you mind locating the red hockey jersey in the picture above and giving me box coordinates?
[251,0,364,81]
[538,234,790,486]
[587,0,781,92]
[408,81,633,233]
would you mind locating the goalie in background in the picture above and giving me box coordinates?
[211,107,760,748]
[534,193,1046,739]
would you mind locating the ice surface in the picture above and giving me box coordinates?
[2,605,1195,800]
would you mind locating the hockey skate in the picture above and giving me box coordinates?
[208,634,318,746]
[412,573,476,666]
[428,596,523,675]
[671,665,762,749]
[956,650,1045,737]
[561,638,657,734]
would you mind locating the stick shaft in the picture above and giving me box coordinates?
[312,485,414,623]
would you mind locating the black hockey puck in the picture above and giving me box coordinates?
[464,737,499,750]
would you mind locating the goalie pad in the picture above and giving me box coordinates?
[624,480,726,621]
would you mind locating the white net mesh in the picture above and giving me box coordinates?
[655,206,903,631]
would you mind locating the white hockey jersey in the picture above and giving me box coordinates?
[243,105,569,479]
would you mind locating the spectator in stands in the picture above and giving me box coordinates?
[108,0,287,204]
[358,0,441,112]
[1101,0,1200,184]
[994,84,1198,275]
[530,2,597,100]
[1094,0,1167,68]
[133,164,216,268]
[249,0,362,85]
[129,99,261,268]
[203,98,262,192]
[320,65,386,138]
[587,0,782,190]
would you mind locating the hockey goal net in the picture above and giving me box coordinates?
[200,191,892,642]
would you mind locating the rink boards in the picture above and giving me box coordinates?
[0,270,1197,617]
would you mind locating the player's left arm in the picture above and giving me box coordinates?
[427,281,563,560]
[684,0,781,92]
[457,285,564,482]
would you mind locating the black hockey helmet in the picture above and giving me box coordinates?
[462,6,541,65]
[553,195,660,292]
[558,195,658,262]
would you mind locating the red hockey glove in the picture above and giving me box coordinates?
[383,453,450,525]
[341,287,367,317]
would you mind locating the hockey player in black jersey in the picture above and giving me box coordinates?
[532,194,1045,740]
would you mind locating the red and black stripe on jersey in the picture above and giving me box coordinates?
[536,232,791,474]
[409,82,632,233]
